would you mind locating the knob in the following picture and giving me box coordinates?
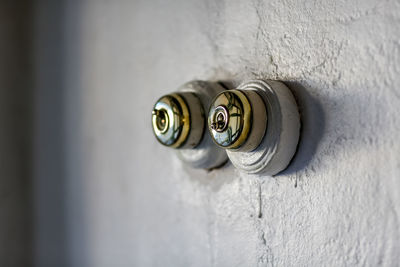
[208,89,267,151]
[151,81,228,169]
[207,80,300,175]
[152,92,203,148]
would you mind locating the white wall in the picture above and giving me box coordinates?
[34,0,400,266]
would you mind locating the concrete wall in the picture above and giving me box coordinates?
[34,0,400,266]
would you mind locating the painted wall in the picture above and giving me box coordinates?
[34,0,400,266]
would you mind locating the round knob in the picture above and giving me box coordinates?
[208,89,267,151]
[152,92,204,148]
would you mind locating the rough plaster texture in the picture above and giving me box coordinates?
[34,0,400,266]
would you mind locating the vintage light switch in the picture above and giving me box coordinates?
[151,81,228,169]
[207,80,300,175]
[152,92,203,148]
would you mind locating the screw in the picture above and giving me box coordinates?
[152,109,169,133]
[210,105,229,132]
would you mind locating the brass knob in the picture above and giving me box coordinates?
[208,89,267,152]
[151,81,228,169]
[152,92,204,149]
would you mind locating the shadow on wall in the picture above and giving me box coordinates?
[279,82,326,176]
[33,0,68,266]
[0,0,34,265]
[33,0,86,266]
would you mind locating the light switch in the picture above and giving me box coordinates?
[207,80,300,175]
[151,81,228,169]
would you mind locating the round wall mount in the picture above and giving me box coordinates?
[208,80,300,175]
[176,81,228,169]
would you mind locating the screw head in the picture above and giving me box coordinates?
[152,109,169,133]
[208,90,252,149]
[210,105,229,132]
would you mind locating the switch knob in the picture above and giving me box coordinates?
[151,81,228,169]
[152,92,203,148]
[208,89,267,151]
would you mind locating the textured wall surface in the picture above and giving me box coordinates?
[35,0,400,266]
